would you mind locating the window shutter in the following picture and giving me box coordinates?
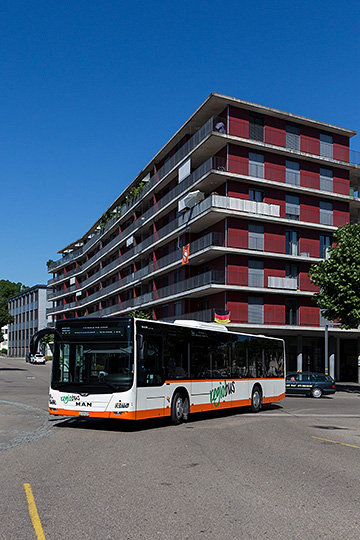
[249,152,264,178]
[248,295,264,324]
[320,167,333,192]
[286,124,300,150]
[286,160,300,185]
[248,259,264,288]
[248,222,264,251]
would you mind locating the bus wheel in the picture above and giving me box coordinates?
[250,386,262,413]
[171,392,189,425]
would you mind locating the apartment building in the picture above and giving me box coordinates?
[8,285,50,357]
[47,93,360,381]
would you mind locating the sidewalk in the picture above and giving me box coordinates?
[335,381,360,393]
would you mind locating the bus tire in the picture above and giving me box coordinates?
[250,385,262,413]
[171,392,189,425]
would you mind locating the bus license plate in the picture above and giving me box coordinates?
[79,411,89,417]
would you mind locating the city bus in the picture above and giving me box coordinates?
[30,317,285,424]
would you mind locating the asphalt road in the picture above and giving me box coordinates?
[1,355,360,540]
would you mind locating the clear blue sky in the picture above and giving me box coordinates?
[2,0,360,287]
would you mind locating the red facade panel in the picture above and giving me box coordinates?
[228,144,248,176]
[227,255,248,286]
[227,293,248,323]
[300,195,319,224]
[227,218,248,249]
[265,153,286,183]
[333,168,349,196]
[333,200,349,228]
[300,126,320,155]
[299,232,319,258]
[264,225,285,254]
[228,106,249,139]
[299,305,319,327]
[301,161,320,190]
[333,134,350,162]
[227,180,248,199]
[264,116,286,147]
[264,296,285,325]
[299,273,318,292]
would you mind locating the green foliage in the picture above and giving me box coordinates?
[129,310,151,319]
[40,333,54,345]
[309,223,360,329]
[0,280,28,328]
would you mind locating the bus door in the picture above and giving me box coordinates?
[136,333,166,418]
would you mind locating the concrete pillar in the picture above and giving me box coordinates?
[297,335,303,372]
[329,336,335,380]
[358,337,360,384]
[336,337,341,381]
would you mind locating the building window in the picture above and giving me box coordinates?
[248,295,264,324]
[320,133,333,158]
[285,298,299,325]
[249,152,264,178]
[319,200,333,225]
[248,259,264,288]
[249,188,263,202]
[286,264,299,287]
[286,194,300,220]
[286,160,300,186]
[248,222,264,251]
[320,167,333,192]
[286,229,299,256]
[320,234,332,258]
[174,301,182,316]
[249,114,264,142]
[286,124,300,150]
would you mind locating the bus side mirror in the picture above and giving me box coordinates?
[30,328,55,355]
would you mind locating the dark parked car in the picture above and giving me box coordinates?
[286,371,336,398]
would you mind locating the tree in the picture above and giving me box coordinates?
[129,310,150,319]
[39,333,54,356]
[309,223,360,329]
[0,280,28,340]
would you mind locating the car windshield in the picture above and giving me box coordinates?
[53,341,134,391]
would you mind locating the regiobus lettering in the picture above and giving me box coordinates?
[210,381,236,407]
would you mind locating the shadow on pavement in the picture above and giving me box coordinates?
[335,383,360,394]
[0,367,27,372]
[51,402,284,433]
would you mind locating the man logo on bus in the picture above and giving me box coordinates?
[210,381,236,407]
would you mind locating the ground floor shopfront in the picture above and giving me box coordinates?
[229,325,360,383]
[284,334,360,382]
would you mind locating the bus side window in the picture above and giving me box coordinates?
[138,336,164,386]
[232,336,248,378]
[164,328,189,380]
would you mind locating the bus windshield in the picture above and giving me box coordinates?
[52,320,134,392]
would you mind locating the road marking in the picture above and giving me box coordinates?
[312,436,360,449]
[23,483,47,540]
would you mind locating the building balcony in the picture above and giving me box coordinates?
[48,114,227,273]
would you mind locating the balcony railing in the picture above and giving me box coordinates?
[48,116,226,273]
[49,232,226,310]
[268,276,298,290]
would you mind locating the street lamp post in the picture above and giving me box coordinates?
[324,323,329,376]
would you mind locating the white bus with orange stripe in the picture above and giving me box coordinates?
[31,317,285,424]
